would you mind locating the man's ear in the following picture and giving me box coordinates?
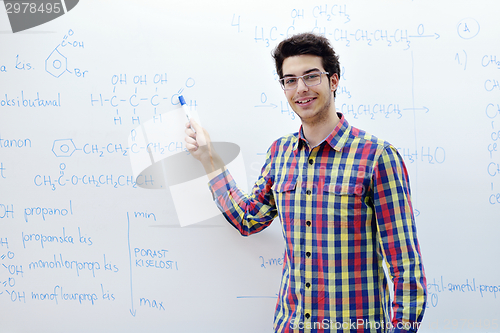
[330,73,339,92]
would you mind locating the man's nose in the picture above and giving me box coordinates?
[296,77,309,92]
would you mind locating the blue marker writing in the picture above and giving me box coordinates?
[179,95,195,132]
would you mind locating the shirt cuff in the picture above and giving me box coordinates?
[208,168,236,199]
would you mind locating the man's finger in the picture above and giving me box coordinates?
[190,118,202,132]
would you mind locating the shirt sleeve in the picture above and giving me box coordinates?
[372,145,427,332]
[208,147,277,236]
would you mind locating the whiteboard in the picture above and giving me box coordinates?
[1,1,499,332]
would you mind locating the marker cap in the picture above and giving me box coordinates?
[179,95,187,106]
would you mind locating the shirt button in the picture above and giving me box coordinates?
[306,221,311,226]
[309,159,314,165]
[305,313,311,319]
[306,190,311,195]
[306,252,311,257]
[306,282,311,288]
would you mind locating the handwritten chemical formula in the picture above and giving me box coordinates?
[45,29,88,79]
[33,163,154,191]
[51,138,187,158]
[90,74,197,126]
[0,239,25,304]
[486,105,500,205]
[232,5,439,50]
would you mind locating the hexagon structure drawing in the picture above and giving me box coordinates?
[46,47,68,78]
[52,139,77,157]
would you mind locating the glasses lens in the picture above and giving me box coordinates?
[281,78,296,90]
[304,73,322,86]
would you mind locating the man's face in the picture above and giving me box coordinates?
[282,54,338,125]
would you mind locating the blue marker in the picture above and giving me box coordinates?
[179,95,195,132]
[178,95,191,120]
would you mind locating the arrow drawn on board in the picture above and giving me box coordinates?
[403,107,429,113]
[254,104,278,108]
[127,212,137,317]
[409,33,440,40]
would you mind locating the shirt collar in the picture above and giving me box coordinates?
[294,113,351,152]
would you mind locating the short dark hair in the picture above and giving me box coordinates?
[272,32,341,96]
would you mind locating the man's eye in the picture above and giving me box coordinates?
[305,74,319,80]
[285,78,297,85]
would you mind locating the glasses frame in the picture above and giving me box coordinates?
[279,71,330,91]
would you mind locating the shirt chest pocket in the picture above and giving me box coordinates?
[272,178,298,223]
[323,182,367,226]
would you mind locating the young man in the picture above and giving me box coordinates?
[185,33,427,333]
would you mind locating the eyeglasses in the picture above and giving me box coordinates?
[279,71,329,90]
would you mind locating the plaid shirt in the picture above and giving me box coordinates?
[209,114,426,332]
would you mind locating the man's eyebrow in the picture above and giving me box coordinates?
[304,68,322,74]
[283,68,322,77]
